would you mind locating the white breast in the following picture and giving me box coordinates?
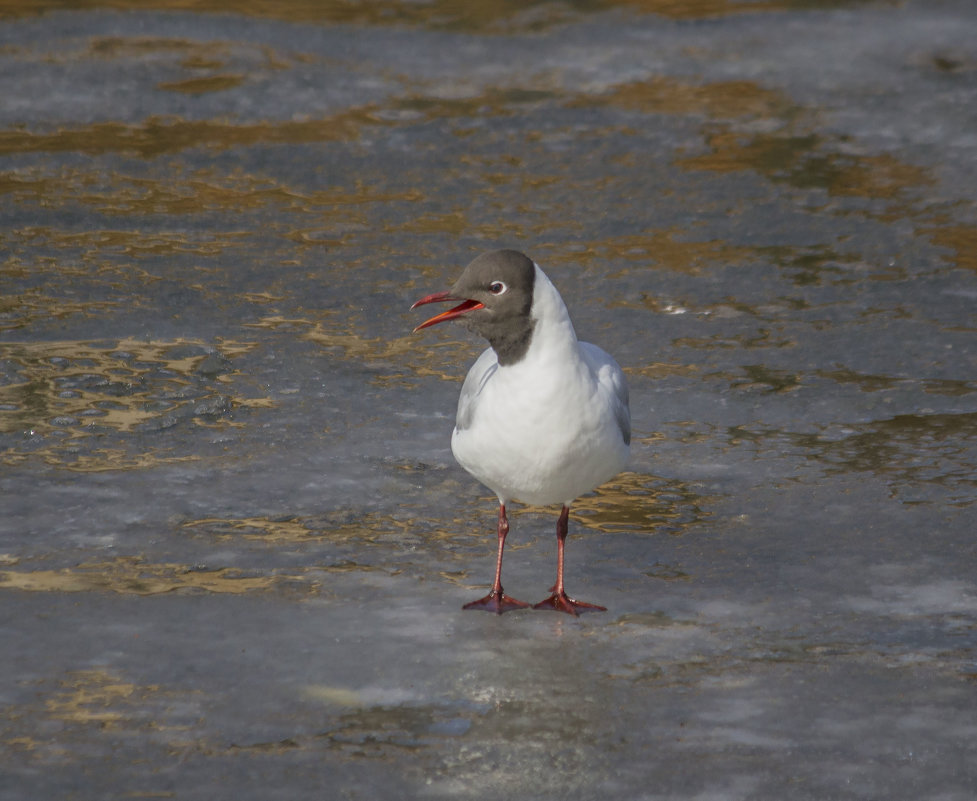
[450,265,630,506]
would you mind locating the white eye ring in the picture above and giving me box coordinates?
[489,281,507,295]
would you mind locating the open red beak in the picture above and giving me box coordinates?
[411,291,484,332]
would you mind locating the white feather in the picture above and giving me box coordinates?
[451,264,630,506]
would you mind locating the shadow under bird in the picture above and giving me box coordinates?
[412,249,631,615]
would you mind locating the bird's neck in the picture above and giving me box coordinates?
[511,266,579,366]
[483,316,535,366]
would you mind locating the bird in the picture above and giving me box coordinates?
[411,249,630,615]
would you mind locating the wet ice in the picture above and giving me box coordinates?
[2,1,977,800]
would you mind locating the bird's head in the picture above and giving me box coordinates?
[411,249,535,331]
[411,250,537,365]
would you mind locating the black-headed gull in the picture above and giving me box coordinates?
[412,249,630,615]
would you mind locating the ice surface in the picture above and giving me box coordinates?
[1,1,976,798]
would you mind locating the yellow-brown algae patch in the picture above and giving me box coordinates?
[573,77,795,121]
[625,362,699,380]
[924,224,977,275]
[3,737,40,754]
[182,516,315,543]
[680,129,932,200]
[567,471,709,534]
[0,0,883,29]
[726,364,801,393]
[5,226,250,256]
[87,36,217,59]
[42,449,200,473]
[673,327,794,350]
[243,315,314,331]
[157,74,246,94]
[0,291,119,332]
[182,513,419,545]
[239,291,285,303]
[234,397,278,409]
[247,314,479,382]
[181,510,489,567]
[44,669,153,726]
[829,153,933,200]
[392,88,557,120]
[0,110,386,158]
[818,367,901,393]
[1,336,255,377]
[393,211,469,235]
[0,556,317,596]
[571,228,754,274]
[613,0,771,19]
[181,53,229,70]
[3,667,202,763]
[68,174,419,216]
[438,570,472,588]
[613,0,885,21]
[0,338,261,442]
[247,315,415,365]
[0,170,58,199]
[305,328,415,364]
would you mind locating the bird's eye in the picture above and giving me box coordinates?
[489,281,507,295]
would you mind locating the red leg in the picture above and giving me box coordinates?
[534,505,606,616]
[463,504,530,614]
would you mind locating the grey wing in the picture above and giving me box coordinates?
[580,342,631,446]
[455,347,498,432]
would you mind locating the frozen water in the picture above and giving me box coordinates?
[1,1,976,798]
